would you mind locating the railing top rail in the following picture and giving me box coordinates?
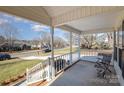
[71,50,78,54]
[50,53,70,59]
[27,59,49,72]
[49,50,78,59]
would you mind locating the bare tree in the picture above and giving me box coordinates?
[40,31,51,45]
[54,36,67,48]
[0,35,6,45]
[106,32,113,47]
[39,31,67,48]
[0,22,20,47]
[64,32,78,46]
[80,34,96,49]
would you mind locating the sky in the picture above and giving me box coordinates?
[0,12,68,40]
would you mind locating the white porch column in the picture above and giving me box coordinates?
[50,26,55,79]
[112,30,116,65]
[78,34,81,60]
[70,32,72,64]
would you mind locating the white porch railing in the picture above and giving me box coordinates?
[50,53,70,76]
[81,49,99,57]
[81,49,112,57]
[80,49,113,62]
[49,51,79,76]
[26,51,79,85]
[26,59,49,85]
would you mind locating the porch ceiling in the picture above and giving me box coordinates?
[43,6,124,26]
[44,6,124,33]
[0,6,51,26]
[43,6,81,17]
[65,11,120,34]
[0,6,124,34]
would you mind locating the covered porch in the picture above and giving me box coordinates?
[0,6,124,86]
[50,61,119,86]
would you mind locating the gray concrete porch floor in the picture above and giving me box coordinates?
[50,61,120,86]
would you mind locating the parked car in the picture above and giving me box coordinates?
[41,45,51,53]
[0,53,11,61]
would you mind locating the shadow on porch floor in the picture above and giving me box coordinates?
[50,61,120,86]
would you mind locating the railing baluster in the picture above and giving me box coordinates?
[61,55,62,70]
[91,49,92,56]
[59,56,61,71]
[67,54,69,65]
[67,54,69,66]
[72,52,73,63]
[65,54,67,67]
[57,56,59,73]
[55,57,57,75]
[92,49,93,56]
[68,53,70,65]
[62,55,64,70]
[56,57,57,74]
[59,56,60,71]
[89,49,90,56]
[63,55,65,69]
[48,57,51,80]
[62,55,64,69]
[89,49,91,56]
[60,56,62,70]
[64,54,66,67]
[66,54,68,66]
[93,49,94,56]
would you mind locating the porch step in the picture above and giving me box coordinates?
[28,80,48,86]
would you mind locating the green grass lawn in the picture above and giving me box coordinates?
[0,47,78,85]
[0,59,42,85]
[54,47,78,54]
[10,47,78,58]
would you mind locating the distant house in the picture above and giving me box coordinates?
[0,40,32,52]
[31,43,42,50]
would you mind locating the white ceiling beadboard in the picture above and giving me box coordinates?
[66,11,120,32]
[43,6,81,17]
